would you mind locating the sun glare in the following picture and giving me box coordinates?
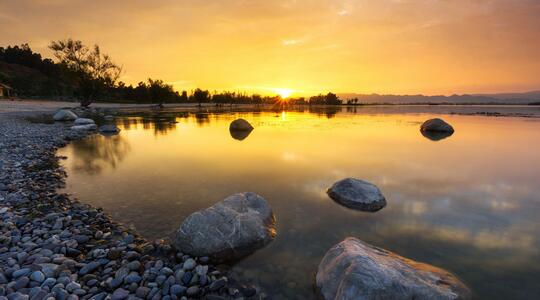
[273,88,293,99]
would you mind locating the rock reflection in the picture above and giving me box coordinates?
[194,112,211,126]
[421,130,454,141]
[229,128,253,141]
[70,135,131,175]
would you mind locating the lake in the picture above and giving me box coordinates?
[58,106,540,299]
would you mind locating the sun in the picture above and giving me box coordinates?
[273,88,293,99]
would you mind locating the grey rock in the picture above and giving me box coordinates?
[53,110,78,121]
[170,284,185,296]
[186,286,199,296]
[195,265,208,276]
[420,118,455,133]
[182,259,196,271]
[173,192,276,261]
[126,261,140,271]
[30,271,45,283]
[70,124,97,131]
[327,178,386,212]
[209,278,227,291]
[98,125,121,134]
[111,288,129,300]
[13,276,30,289]
[125,273,141,284]
[135,287,150,298]
[316,237,471,300]
[79,261,100,275]
[74,118,95,125]
[13,268,31,278]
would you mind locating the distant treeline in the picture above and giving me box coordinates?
[0,40,345,107]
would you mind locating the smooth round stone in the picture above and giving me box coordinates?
[12,268,31,278]
[30,271,45,283]
[327,178,386,212]
[111,288,129,300]
[182,259,196,271]
[70,124,97,131]
[74,118,95,125]
[170,284,185,296]
[53,110,77,121]
[186,286,199,296]
[13,276,30,289]
[127,261,140,271]
[125,273,142,284]
[135,287,150,298]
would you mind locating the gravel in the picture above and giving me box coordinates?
[0,110,263,299]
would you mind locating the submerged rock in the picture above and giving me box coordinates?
[420,118,454,133]
[229,118,254,131]
[316,237,471,300]
[71,124,97,131]
[74,118,95,125]
[98,124,121,134]
[173,192,276,261]
[53,109,77,121]
[327,178,386,212]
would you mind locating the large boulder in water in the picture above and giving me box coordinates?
[229,118,254,131]
[420,118,454,133]
[327,178,386,212]
[53,109,77,121]
[316,237,471,300]
[74,118,95,125]
[173,192,276,261]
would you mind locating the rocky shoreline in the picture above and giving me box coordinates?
[0,112,260,300]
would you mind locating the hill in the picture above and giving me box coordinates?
[337,92,540,105]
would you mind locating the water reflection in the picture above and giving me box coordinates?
[229,128,253,141]
[68,135,131,175]
[59,108,540,299]
[421,129,454,141]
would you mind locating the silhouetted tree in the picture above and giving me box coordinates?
[49,38,122,106]
[192,88,210,106]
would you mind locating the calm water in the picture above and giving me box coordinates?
[59,107,540,299]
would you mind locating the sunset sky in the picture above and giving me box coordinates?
[1,0,540,96]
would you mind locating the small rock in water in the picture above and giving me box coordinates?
[327,178,386,212]
[420,118,454,133]
[53,109,78,121]
[74,118,95,125]
[229,118,254,131]
[71,124,97,131]
[98,124,121,134]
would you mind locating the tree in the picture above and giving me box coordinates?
[325,92,341,105]
[192,88,209,106]
[49,38,122,107]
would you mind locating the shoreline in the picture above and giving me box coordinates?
[0,111,260,299]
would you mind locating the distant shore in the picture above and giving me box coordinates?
[2,99,539,120]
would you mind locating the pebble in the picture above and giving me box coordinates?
[0,113,255,300]
[29,271,45,283]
